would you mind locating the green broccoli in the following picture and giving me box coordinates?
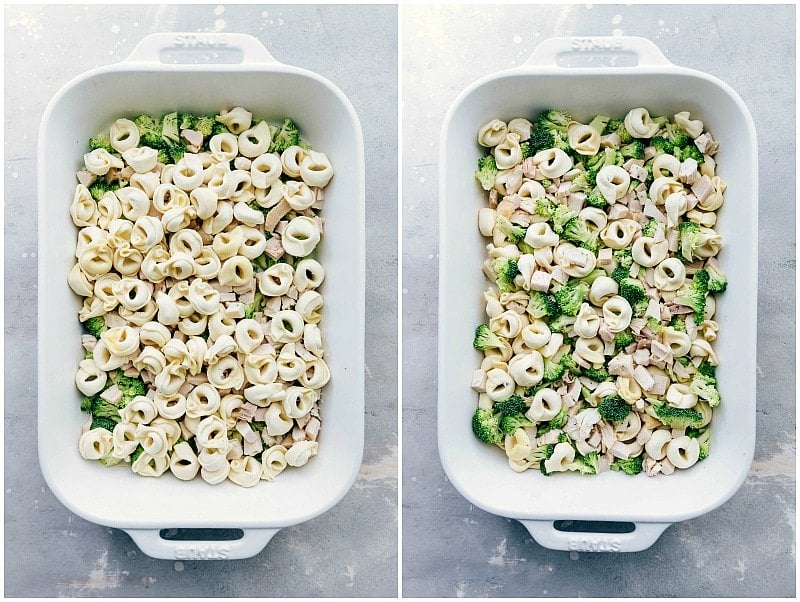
[165,140,187,163]
[584,187,609,209]
[527,291,558,320]
[534,197,557,220]
[91,416,117,432]
[661,122,691,148]
[160,111,180,145]
[475,154,498,191]
[495,215,527,245]
[88,180,119,202]
[90,398,121,423]
[538,109,572,131]
[529,123,556,153]
[618,277,648,308]
[548,313,576,335]
[646,316,663,334]
[193,115,217,137]
[580,269,607,286]
[542,355,566,383]
[674,269,709,321]
[603,118,632,144]
[588,114,610,134]
[473,324,505,351]
[613,248,634,270]
[582,367,610,383]
[133,114,164,148]
[669,315,687,332]
[179,113,196,130]
[534,110,572,153]
[647,403,704,429]
[678,221,703,261]
[570,451,600,475]
[613,329,635,351]
[536,406,570,435]
[569,171,596,194]
[550,204,576,235]
[89,133,115,153]
[130,445,144,463]
[619,140,645,160]
[243,290,265,320]
[611,455,643,475]
[520,141,535,159]
[651,136,674,156]
[82,315,106,338]
[493,395,527,415]
[112,373,146,406]
[269,117,301,153]
[690,372,721,407]
[686,427,711,461]
[562,216,600,253]
[677,144,704,164]
[80,396,94,412]
[611,265,630,284]
[598,395,631,422]
[472,408,503,445]
[553,281,590,316]
[675,356,692,367]
[697,362,717,379]
[493,257,520,293]
[559,352,580,376]
[501,413,534,435]
[705,262,728,293]
[641,218,661,238]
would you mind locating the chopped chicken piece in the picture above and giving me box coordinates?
[181,129,204,148]
[178,381,193,396]
[100,385,122,405]
[219,291,238,302]
[264,199,292,231]
[691,175,714,203]
[234,156,252,171]
[643,146,656,161]
[186,373,209,385]
[306,417,321,441]
[471,369,487,393]
[81,334,98,351]
[608,203,628,219]
[243,435,263,457]
[629,164,649,182]
[76,170,97,187]
[488,188,499,208]
[236,420,259,443]
[225,302,246,319]
[608,353,635,377]
[650,372,669,396]
[104,313,127,328]
[678,158,700,185]
[693,132,719,155]
[633,365,655,390]
[597,247,613,267]
[530,270,552,292]
[236,402,258,422]
[643,200,667,223]
[550,266,569,284]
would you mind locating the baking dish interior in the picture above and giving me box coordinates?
[39,67,364,528]
[439,69,757,523]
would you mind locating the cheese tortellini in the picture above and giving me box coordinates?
[71,108,333,486]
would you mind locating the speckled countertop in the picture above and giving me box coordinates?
[402,4,795,598]
[5,4,397,597]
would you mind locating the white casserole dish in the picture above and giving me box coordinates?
[438,37,757,552]
[38,33,365,560]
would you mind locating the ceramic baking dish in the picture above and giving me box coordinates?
[38,33,364,560]
[438,37,757,552]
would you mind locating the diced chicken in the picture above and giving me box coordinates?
[644,456,662,477]
[643,200,667,223]
[530,270,552,292]
[181,129,204,148]
[253,407,268,422]
[264,199,292,232]
[562,246,588,267]
[650,372,669,396]
[236,420,260,443]
[536,430,562,446]
[225,302,246,319]
[567,191,586,213]
[668,303,694,315]
[243,435,263,457]
[306,417,321,441]
[628,196,643,215]
[601,133,621,148]
[313,216,324,234]
[604,340,617,356]
[608,353,635,377]
[597,321,615,342]
[100,385,123,405]
[629,164,649,182]
[693,132,719,155]
[234,156,252,171]
[678,159,700,185]
[645,298,661,320]
[488,188,499,208]
[650,340,672,364]
[211,282,235,293]
[262,237,285,261]
[691,175,714,203]
[81,334,98,351]
[186,373,209,385]
[237,402,258,422]
[227,439,244,460]
[550,266,569,284]
[636,427,653,446]
[76,169,97,187]
[179,381,193,396]
[597,247,613,268]
[263,296,282,317]
[643,146,656,161]
[292,426,307,442]
[471,369,487,393]
[633,365,655,390]
[219,291,237,302]
[179,420,193,441]
[104,312,127,328]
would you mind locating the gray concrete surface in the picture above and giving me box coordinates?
[402,4,795,597]
[4,4,397,597]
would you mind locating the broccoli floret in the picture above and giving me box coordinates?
[705,263,728,293]
[648,403,704,429]
[559,352,580,376]
[619,140,645,160]
[548,314,576,335]
[83,315,106,338]
[552,281,590,316]
[669,315,686,332]
[580,269,607,286]
[519,141,535,159]
[496,215,527,244]
[588,114,610,134]
[91,416,117,432]
[90,398,121,422]
[157,148,170,164]
[475,154,498,191]
[534,197,557,220]
[501,413,534,436]
[473,324,505,351]
[89,133,115,153]
[651,136,674,155]
[613,248,633,270]
[493,257,520,293]
[618,277,648,308]
[88,180,119,202]
[160,111,180,145]
[542,355,566,383]
[613,329,635,351]
[674,270,709,321]
[678,221,702,262]
[134,114,164,148]
[690,372,721,407]
[584,187,608,209]
[494,395,527,415]
[165,140,186,163]
[269,117,301,153]
[130,445,144,463]
[582,367,610,383]
[112,373,146,406]
[675,356,692,367]
[603,118,632,144]
[179,113,195,130]
[611,455,643,475]
[193,115,217,137]
[472,408,503,445]
[536,406,570,436]
[549,204,576,236]
[598,395,630,422]
[611,265,629,284]
[529,123,555,153]
[646,316,663,334]
[211,121,229,136]
[538,109,572,131]
[243,290,265,320]
[570,171,596,194]
[697,362,717,379]
[80,396,94,412]
[527,291,558,320]
[570,451,600,475]
[661,122,691,147]
[533,444,558,475]
[641,218,660,238]
[677,144,704,163]
[562,216,600,252]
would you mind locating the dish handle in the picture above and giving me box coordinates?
[524,36,672,68]
[124,32,278,65]
[124,527,280,560]
[520,520,670,553]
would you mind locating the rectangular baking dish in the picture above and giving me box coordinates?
[38,33,364,560]
[438,36,757,552]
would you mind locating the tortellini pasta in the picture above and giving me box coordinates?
[71,109,334,486]
[473,107,727,477]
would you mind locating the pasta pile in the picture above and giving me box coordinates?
[70,107,333,486]
[471,108,726,477]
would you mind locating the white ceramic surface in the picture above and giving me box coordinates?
[438,36,757,553]
[38,33,365,560]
